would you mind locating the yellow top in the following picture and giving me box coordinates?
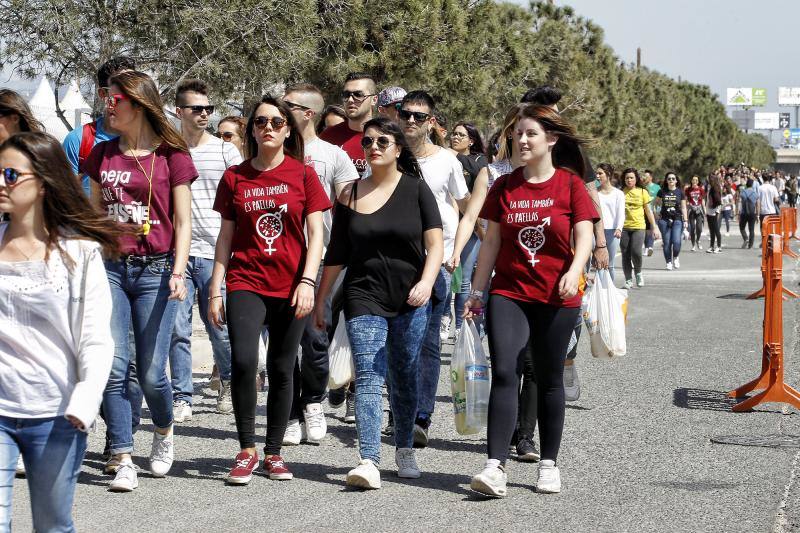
[623,187,651,230]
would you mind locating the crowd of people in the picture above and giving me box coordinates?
[0,55,783,530]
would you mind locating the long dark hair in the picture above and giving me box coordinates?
[597,163,614,185]
[246,96,304,162]
[662,171,682,191]
[109,71,188,152]
[517,104,590,178]
[362,117,422,178]
[622,167,645,189]
[0,132,124,263]
[0,89,44,134]
[453,121,485,156]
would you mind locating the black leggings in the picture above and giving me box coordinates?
[226,290,308,454]
[706,214,722,249]
[688,209,704,246]
[620,229,645,281]
[486,295,579,463]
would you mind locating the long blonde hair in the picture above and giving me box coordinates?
[496,104,524,161]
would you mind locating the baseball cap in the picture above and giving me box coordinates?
[377,87,407,108]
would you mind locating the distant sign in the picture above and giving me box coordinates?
[778,87,800,106]
[754,112,779,130]
[779,113,791,129]
[791,128,800,140]
[726,87,767,107]
[731,109,754,129]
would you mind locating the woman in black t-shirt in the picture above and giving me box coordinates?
[655,172,688,270]
[314,117,443,490]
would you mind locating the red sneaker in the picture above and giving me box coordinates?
[264,455,293,480]
[227,451,259,485]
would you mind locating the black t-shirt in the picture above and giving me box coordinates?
[456,153,488,192]
[657,187,684,220]
[324,174,443,319]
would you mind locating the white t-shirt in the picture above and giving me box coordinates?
[304,137,359,248]
[599,188,626,231]
[189,136,243,258]
[487,159,514,190]
[758,183,780,215]
[0,255,73,419]
[417,148,469,258]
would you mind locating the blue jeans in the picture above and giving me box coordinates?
[0,416,87,533]
[604,229,620,281]
[169,256,232,404]
[417,267,451,423]
[104,256,178,455]
[657,219,683,263]
[454,233,481,330]
[346,304,430,464]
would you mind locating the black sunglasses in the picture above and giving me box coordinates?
[341,90,375,101]
[360,135,395,150]
[284,100,311,111]
[216,131,236,141]
[179,105,215,115]
[253,116,287,129]
[398,109,430,123]
[1,168,36,186]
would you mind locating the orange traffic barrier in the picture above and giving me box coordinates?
[728,234,800,411]
[788,207,799,241]
[781,209,799,258]
[746,215,798,300]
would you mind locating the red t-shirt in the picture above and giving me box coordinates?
[213,156,331,299]
[685,185,705,207]
[82,139,197,256]
[479,167,599,308]
[319,122,367,177]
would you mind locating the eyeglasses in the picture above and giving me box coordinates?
[398,109,431,123]
[284,100,311,111]
[450,131,468,139]
[1,168,37,186]
[104,93,129,108]
[179,105,215,115]
[216,131,237,141]
[360,135,395,150]
[341,90,375,102]
[253,116,287,130]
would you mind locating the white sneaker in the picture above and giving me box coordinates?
[536,459,561,493]
[563,364,581,402]
[303,403,327,443]
[217,380,233,414]
[624,279,634,289]
[439,315,451,341]
[395,448,421,479]
[698,244,703,250]
[108,460,138,492]
[691,245,696,252]
[665,262,673,271]
[714,247,722,254]
[346,459,381,489]
[283,419,303,446]
[15,455,25,477]
[635,273,644,287]
[646,247,654,257]
[470,461,507,498]
[173,400,192,423]
[149,430,174,477]
[344,394,356,423]
[673,257,680,269]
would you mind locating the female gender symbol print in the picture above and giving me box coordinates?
[517,217,550,267]
[256,204,287,255]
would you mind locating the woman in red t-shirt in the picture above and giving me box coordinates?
[208,96,330,484]
[464,105,597,498]
[684,175,706,251]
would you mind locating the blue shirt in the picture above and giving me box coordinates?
[62,117,117,196]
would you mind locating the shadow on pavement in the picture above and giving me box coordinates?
[672,388,739,412]
[716,294,752,300]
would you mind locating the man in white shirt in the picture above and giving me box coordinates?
[398,90,470,447]
[757,174,780,226]
[282,84,359,444]
[170,79,243,420]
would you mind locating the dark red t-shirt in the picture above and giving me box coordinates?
[213,156,332,299]
[319,122,367,177]
[479,167,598,308]
[685,185,705,207]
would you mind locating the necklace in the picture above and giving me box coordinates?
[131,147,157,236]
[7,237,43,261]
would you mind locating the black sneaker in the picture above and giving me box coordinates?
[383,410,394,436]
[328,387,346,409]
[515,437,540,462]
[413,417,430,448]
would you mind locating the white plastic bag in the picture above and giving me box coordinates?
[582,269,628,359]
[327,312,354,389]
[451,319,490,435]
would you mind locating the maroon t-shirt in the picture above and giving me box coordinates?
[213,156,332,299]
[319,122,367,177]
[82,139,197,256]
[479,167,598,308]
[685,185,705,207]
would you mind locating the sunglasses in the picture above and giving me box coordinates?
[216,131,237,141]
[105,93,129,108]
[253,116,287,130]
[667,177,677,181]
[341,90,375,101]
[1,168,36,186]
[179,105,215,115]
[398,109,431,123]
[450,131,468,139]
[360,135,395,150]
[284,100,311,111]
[0,108,11,117]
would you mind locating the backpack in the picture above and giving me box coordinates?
[741,189,757,216]
[78,121,97,170]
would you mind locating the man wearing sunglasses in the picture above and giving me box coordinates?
[281,83,359,445]
[169,79,243,422]
[319,72,377,178]
[63,56,136,196]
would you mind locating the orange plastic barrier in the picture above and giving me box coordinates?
[746,215,798,300]
[788,207,799,241]
[781,209,799,258]
[728,234,800,411]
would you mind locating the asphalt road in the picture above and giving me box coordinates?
[11,237,800,532]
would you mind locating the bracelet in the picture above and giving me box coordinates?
[299,279,316,289]
[171,272,184,279]
[595,244,607,249]
[469,289,484,300]
[209,295,224,300]
[300,276,316,286]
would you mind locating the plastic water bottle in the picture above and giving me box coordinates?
[464,322,490,430]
